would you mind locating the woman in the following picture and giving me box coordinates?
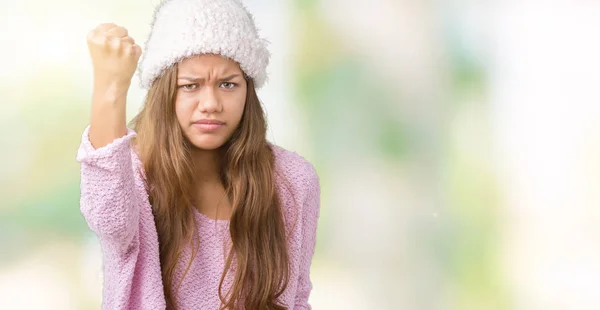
[76,0,320,309]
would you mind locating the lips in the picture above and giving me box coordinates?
[193,119,224,125]
[192,119,225,132]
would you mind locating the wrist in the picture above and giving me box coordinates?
[94,75,131,92]
[93,80,130,101]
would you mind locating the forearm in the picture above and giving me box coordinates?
[89,81,130,149]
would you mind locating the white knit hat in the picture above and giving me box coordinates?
[137,0,270,90]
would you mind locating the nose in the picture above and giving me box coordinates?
[197,87,222,113]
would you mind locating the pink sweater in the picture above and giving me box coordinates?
[76,126,320,310]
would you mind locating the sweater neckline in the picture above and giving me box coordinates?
[193,208,230,225]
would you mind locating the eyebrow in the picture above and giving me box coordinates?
[177,74,242,82]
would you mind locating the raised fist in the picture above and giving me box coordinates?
[87,23,141,88]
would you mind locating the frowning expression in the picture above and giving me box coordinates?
[175,54,248,150]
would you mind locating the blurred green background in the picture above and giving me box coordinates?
[1,0,600,309]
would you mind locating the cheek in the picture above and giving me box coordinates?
[174,99,193,125]
[235,98,246,118]
[230,92,247,121]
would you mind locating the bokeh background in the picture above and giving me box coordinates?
[1,0,600,309]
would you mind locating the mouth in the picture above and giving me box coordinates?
[192,119,225,132]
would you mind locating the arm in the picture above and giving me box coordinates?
[294,164,321,309]
[76,23,143,255]
[76,125,140,255]
[87,22,141,149]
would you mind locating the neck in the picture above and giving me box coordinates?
[191,147,221,184]
[190,147,231,219]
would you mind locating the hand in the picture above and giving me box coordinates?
[87,23,142,91]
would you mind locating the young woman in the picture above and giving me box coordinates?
[76,0,320,309]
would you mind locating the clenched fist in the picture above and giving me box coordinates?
[87,23,142,90]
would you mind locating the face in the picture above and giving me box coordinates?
[175,54,248,150]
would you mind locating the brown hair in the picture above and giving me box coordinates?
[130,63,290,309]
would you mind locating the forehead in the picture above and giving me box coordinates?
[177,54,243,76]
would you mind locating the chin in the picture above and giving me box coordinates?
[187,135,228,150]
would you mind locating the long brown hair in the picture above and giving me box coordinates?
[130,63,290,309]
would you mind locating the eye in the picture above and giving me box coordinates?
[220,82,237,89]
[179,84,198,90]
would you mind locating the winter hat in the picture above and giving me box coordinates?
[137,0,270,90]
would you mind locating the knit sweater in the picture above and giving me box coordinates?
[76,125,320,310]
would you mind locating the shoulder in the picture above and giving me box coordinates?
[270,144,319,193]
[269,144,320,207]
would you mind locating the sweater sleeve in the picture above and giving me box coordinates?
[76,125,141,255]
[294,163,321,309]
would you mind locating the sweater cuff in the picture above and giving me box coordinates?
[76,125,137,165]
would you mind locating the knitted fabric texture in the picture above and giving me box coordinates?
[76,125,320,309]
[137,0,271,89]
